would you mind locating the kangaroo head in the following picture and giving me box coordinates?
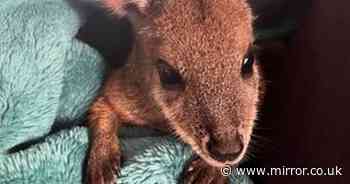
[102,0,262,167]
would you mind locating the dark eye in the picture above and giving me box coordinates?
[156,59,184,90]
[241,50,255,78]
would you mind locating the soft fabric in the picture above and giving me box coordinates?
[0,0,253,184]
[0,127,252,184]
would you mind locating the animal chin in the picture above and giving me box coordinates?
[193,135,247,168]
[165,113,247,168]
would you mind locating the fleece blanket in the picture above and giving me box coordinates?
[0,0,255,183]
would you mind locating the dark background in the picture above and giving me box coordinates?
[250,0,349,183]
[76,0,349,183]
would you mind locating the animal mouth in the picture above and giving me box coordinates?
[194,134,247,168]
[206,138,244,162]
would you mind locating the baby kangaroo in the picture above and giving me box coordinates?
[87,0,262,183]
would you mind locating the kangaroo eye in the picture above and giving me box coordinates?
[156,59,184,90]
[241,50,255,78]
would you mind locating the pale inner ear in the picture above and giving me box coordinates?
[101,0,151,15]
[101,0,125,12]
[130,0,150,12]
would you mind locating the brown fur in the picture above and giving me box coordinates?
[87,0,262,183]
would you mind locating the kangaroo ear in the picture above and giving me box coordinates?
[100,0,151,15]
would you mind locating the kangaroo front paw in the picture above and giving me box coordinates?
[181,158,229,184]
[87,146,121,184]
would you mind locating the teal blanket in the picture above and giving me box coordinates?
[0,0,253,183]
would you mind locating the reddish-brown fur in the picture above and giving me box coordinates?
[87,0,262,184]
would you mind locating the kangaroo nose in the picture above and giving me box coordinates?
[207,132,244,162]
